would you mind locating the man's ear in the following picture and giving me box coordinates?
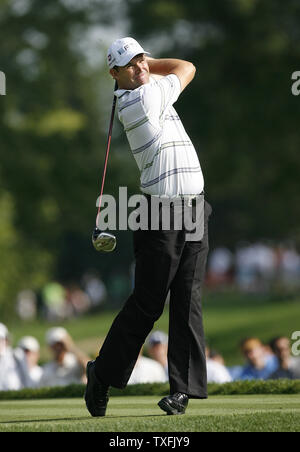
[110,68,119,80]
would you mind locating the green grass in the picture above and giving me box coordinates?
[0,394,299,432]
[6,292,300,365]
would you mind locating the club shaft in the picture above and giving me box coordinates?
[96,81,118,226]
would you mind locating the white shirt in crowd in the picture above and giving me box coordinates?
[206,359,232,384]
[27,364,43,387]
[289,357,300,378]
[128,356,168,385]
[0,347,23,391]
[39,352,83,387]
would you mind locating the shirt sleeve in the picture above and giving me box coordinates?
[141,74,181,124]
[156,74,181,107]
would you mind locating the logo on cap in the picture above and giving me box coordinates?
[118,43,135,55]
[117,47,125,55]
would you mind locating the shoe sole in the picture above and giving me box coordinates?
[85,361,107,417]
[158,398,186,415]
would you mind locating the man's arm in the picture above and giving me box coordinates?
[62,333,89,372]
[146,57,196,92]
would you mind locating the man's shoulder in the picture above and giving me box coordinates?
[116,87,144,116]
[142,74,180,96]
[116,75,180,102]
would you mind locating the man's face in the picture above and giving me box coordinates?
[243,345,265,368]
[51,341,66,361]
[274,337,290,361]
[24,349,40,367]
[110,53,150,90]
[148,343,168,362]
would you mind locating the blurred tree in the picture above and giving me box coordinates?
[0,0,136,318]
[127,0,300,247]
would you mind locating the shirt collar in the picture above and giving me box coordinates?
[114,88,130,98]
[114,78,154,98]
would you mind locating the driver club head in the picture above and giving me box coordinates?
[92,228,117,253]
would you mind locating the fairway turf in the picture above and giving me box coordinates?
[0,394,299,432]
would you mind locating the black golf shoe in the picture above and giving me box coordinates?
[84,360,109,417]
[158,392,189,415]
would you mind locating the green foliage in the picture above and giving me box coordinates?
[0,190,53,317]
[0,380,299,400]
[208,379,300,395]
[0,0,136,318]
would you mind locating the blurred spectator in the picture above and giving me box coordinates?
[17,336,42,387]
[16,290,37,321]
[39,327,89,387]
[207,247,234,288]
[65,283,91,317]
[146,330,168,378]
[209,348,226,366]
[82,271,107,309]
[229,337,278,380]
[205,347,232,383]
[279,246,300,289]
[235,243,276,293]
[269,336,300,380]
[41,282,67,321]
[205,241,300,294]
[0,323,28,390]
[128,350,168,385]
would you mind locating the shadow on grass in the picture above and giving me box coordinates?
[0,414,163,425]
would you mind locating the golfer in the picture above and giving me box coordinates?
[85,37,212,416]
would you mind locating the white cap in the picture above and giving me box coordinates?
[18,336,40,352]
[0,323,8,340]
[46,327,67,346]
[107,37,150,69]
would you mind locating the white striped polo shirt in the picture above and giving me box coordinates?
[115,74,204,197]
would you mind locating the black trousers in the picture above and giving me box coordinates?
[95,199,212,399]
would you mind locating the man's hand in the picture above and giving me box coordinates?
[146,57,196,92]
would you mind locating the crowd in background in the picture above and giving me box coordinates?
[16,271,108,322]
[14,242,300,325]
[0,321,299,392]
[207,242,300,293]
[2,241,299,391]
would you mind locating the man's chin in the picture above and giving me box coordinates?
[134,74,149,87]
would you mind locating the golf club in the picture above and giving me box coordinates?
[92,81,118,252]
